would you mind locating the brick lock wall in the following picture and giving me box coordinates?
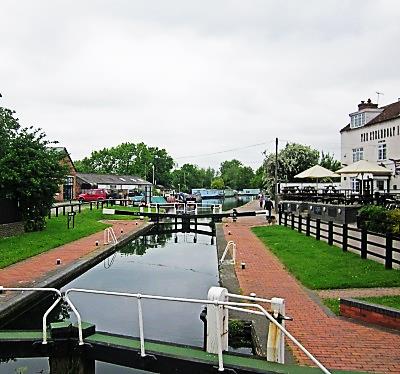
[0,221,24,238]
[340,298,400,330]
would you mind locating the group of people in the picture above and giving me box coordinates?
[258,193,274,217]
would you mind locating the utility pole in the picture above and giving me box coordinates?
[152,164,155,185]
[275,137,279,212]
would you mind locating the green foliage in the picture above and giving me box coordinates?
[387,209,400,235]
[319,151,341,171]
[75,142,174,187]
[171,164,216,192]
[263,143,320,196]
[211,177,225,189]
[252,225,400,289]
[0,107,67,231]
[322,298,340,315]
[220,159,255,190]
[358,205,390,233]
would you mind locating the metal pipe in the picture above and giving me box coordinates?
[0,287,62,344]
[137,295,146,357]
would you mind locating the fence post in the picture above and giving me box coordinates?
[78,203,81,213]
[96,201,99,209]
[56,207,59,217]
[361,228,367,259]
[48,210,51,219]
[71,205,74,213]
[284,212,288,227]
[316,219,321,240]
[306,215,310,236]
[291,213,295,230]
[342,223,348,252]
[328,221,333,246]
[385,232,393,269]
[278,208,282,225]
[298,214,302,233]
[63,206,66,216]
[90,202,93,210]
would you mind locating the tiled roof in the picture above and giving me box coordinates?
[341,100,400,133]
[76,173,151,186]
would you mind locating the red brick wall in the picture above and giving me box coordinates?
[340,298,400,330]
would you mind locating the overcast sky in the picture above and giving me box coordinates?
[1,0,399,170]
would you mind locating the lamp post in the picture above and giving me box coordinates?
[152,164,155,185]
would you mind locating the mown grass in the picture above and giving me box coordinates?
[323,296,400,315]
[252,225,400,290]
[0,206,141,269]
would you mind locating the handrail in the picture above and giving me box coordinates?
[0,287,62,344]
[219,241,236,265]
[64,287,330,373]
[103,227,118,245]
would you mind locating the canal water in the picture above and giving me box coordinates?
[1,197,252,373]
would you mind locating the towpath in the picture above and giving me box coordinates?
[223,200,400,373]
[0,220,148,297]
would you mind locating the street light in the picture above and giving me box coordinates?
[152,164,155,185]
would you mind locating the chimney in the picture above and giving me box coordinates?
[358,98,378,111]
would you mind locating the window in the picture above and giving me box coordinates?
[350,112,366,128]
[378,143,387,160]
[377,180,384,190]
[352,147,364,162]
[351,177,360,192]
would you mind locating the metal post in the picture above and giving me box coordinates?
[278,206,282,225]
[284,212,288,227]
[328,221,333,246]
[78,203,81,213]
[63,206,66,215]
[361,228,367,259]
[385,232,393,269]
[316,219,321,240]
[306,215,310,236]
[56,207,59,217]
[298,214,302,233]
[90,202,93,210]
[291,213,295,230]
[342,223,348,252]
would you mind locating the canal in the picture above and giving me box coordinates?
[1,197,252,373]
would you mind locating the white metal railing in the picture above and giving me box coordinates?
[219,241,236,265]
[0,287,62,344]
[64,287,331,373]
[103,227,118,245]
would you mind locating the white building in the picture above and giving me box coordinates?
[340,98,400,192]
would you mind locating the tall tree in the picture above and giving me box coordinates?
[220,159,255,190]
[0,107,66,231]
[171,164,216,192]
[319,151,341,171]
[263,143,320,196]
[75,142,174,186]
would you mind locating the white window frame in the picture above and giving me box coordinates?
[378,143,387,161]
[352,147,364,162]
[350,112,365,128]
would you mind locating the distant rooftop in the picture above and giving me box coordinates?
[77,172,151,186]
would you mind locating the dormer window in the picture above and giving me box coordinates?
[350,112,365,128]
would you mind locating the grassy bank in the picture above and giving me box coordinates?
[323,296,400,316]
[252,225,400,289]
[0,206,141,269]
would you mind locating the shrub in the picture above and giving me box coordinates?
[387,209,400,235]
[358,205,390,234]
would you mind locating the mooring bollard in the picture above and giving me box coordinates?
[267,297,285,364]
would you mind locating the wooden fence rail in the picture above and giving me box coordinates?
[278,211,400,270]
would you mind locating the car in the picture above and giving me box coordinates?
[78,189,108,202]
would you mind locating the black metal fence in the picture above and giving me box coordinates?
[49,199,133,218]
[278,211,400,269]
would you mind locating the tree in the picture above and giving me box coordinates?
[0,107,66,231]
[75,142,175,187]
[319,151,341,171]
[211,177,225,189]
[220,159,255,190]
[263,143,319,196]
[170,164,216,192]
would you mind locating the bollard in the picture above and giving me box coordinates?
[267,297,285,364]
[206,287,229,354]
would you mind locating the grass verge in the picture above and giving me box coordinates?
[323,296,400,316]
[252,225,400,289]
[0,206,141,269]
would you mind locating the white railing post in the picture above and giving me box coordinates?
[267,297,285,364]
[139,206,144,220]
[137,294,146,357]
[207,287,228,355]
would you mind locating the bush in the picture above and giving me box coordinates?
[387,209,400,235]
[358,205,400,235]
[358,205,389,233]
